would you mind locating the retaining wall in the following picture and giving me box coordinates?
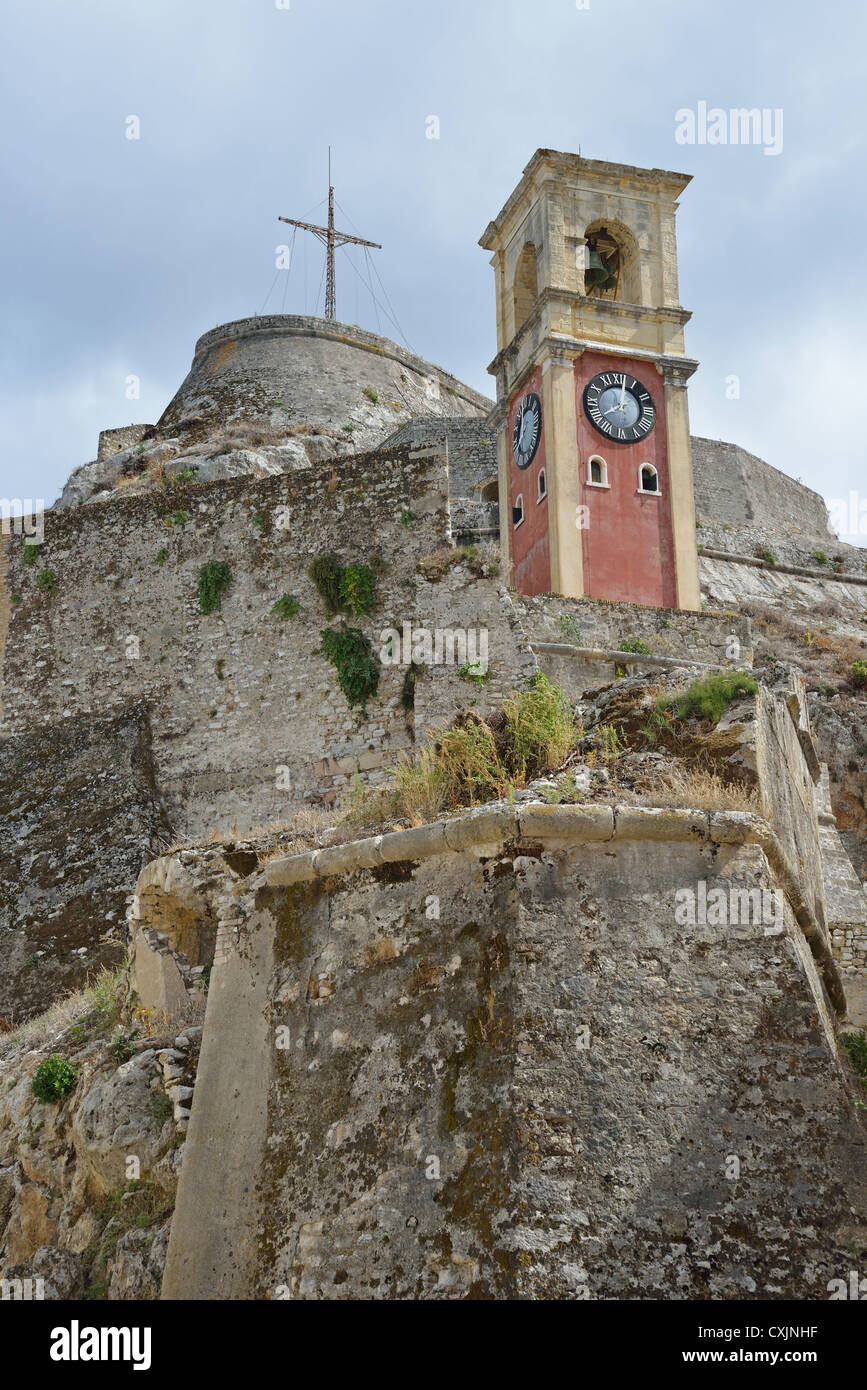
[156,801,864,1300]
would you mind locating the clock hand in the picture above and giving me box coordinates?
[619,379,627,408]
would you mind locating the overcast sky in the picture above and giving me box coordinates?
[2,0,865,541]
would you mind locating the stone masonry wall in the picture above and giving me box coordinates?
[0,445,534,841]
[380,418,498,501]
[513,591,752,664]
[0,704,171,1022]
[697,521,867,574]
[160,804,866,1300]
[691,436,834,538]
[97,425,153,462]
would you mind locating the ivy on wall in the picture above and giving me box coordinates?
[309,553,377,617]
[317,625,380,715]
[197,561,232,616]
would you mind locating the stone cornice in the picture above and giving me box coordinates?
[488,327,699,390]
[480,149,692,248]
[260,801,845,1015]
[699,547,867,587]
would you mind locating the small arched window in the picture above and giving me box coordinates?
[587,455,609,487]
[639,464,659,494]
[513,494,524,527]
[537,469,547,502]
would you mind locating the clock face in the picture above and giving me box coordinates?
[583,371,656,443]
[512,392,542,469]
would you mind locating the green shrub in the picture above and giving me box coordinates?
[842,1030,867,1086]
[458,661,489,687]
[758,548,777,567]
[851,660,867,689]
[559,614,583,646]
[22,542,40,567]
[156,547,168,567]
[810,549,829,566]
[150,1091,174,1125]
[309,554,345,614]
[31,1055,77,1103]
[165,466,199,488]
[640,707,674,746]
[35,569,56,594]
[170,510,189,527]
[318,625,380,714]
[109,1032,136,1064]
[388,675,575,816]
[660,670,758,725]
[400,510,418,529]
[363,385,379,404]
[271,593,301,619]
[595,723,624,760]
[340,563,377,616]
[197,561,232,615]
[503,674,575,781]
[620,636,651,656]
[309,554,377,617]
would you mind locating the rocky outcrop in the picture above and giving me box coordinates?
[0,1014,202,1299]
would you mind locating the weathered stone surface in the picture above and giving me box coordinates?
[56,442,179,510]
[130,932,189,1018]
[163,816,866,1301]
[154,316,490,449]
[107,1218,171,1300]
[4,1183,58,1265]
[0,704,171,1021]
[3,445,533,842]
[70,1057,172,1194]
[165,449,282,483]
[691,436,835,538]
[3,1245,86,1299]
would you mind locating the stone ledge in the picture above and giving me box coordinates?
[699,546,867,587]
[259,800,845,1014]
[532,643,730,672]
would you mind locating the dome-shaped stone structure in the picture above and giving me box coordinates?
[154,314,491,449]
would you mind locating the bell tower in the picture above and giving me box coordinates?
[480,149,702,610]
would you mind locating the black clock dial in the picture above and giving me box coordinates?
[512,392,542,469]
[583,371,656,443]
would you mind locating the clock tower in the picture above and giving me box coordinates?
[480,150,702,610]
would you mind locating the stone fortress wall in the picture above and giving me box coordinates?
[97,424,152,463]
[2,314,867,1300]
[691,436,834,537]
[147,667,864,1300]
[155,315,490,451]
[1,444,532,845]
[2,317,866,1028]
